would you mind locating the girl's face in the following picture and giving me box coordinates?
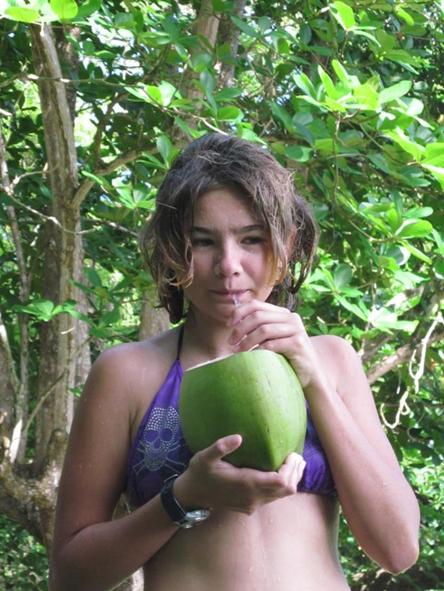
[183,188,277,322]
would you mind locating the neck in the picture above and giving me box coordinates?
[183,310,236,363]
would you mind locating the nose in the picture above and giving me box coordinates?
[214,241,242,278]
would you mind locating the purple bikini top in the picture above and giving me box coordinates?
[126,328,336,508]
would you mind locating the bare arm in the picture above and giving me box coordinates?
[49,346,181,591]
[305,335,420,574]
[230,302,420,574]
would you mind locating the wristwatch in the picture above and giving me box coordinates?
[160,474,211,529]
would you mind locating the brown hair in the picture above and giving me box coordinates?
[140,133,318,323]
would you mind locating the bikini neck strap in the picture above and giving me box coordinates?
[176,323,185,361]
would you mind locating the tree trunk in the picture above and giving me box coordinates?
[219,0,246,87]
[0,22,86,549]
[139,284,170,340]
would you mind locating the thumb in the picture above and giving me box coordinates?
[204,434,243,462]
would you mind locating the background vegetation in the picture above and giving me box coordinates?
[0,0,443,589]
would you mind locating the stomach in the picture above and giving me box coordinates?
[143,493,350,591]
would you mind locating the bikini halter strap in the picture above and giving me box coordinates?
[176,323,185,361]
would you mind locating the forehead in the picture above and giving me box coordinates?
[192,188,260,228]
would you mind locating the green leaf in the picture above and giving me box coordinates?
[379,80,411,104]
[331,60,360,88]
[396,220,433,238]
[315,138,335,154]
[212,0,236,11]
[84,267,102,288]
[423,143,444,167]
[81,171,113,192]
[215,88,243,101]
[190,52,213,73]
[402,242,432,264]
[158,81,177,106]
[284,145,313,162]
[334,264,353,289]
[293,73,317,98]
[330,1,356,30]
[405,98,424,117]
[231,15,257,38]
[395,6,415,26]
[368,153,390,173]
[217,106,243,121]
[271,103,294,132]
[421,164,444,188]
[405,207,433,219]
[157,135,173,165]
[384,49,420,68]
[199,71,217,111]
[385,128,425,162]
[5,6,40,22]
[351,28,380,46]
[146,86,162,103]
[16,299,57,321]
[336,296,368,322]
[76,0,101,19]
[318,65,338,99]
[50,0,78,20]
[369,307,417,332]
[352,82,379,110]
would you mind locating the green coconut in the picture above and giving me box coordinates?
[179,349,307,471]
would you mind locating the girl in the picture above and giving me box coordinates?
[50,133,420,590]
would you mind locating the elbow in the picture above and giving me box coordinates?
[381,536,419,575]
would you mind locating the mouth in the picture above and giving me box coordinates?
[211,290,248,302]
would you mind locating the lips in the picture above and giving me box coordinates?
[210,290,248,301]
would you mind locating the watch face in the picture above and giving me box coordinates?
[179,509,211,529]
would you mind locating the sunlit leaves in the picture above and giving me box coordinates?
[5,6,40,22]
[14,299,80,322]
[379,80,412,104]
[2,0,100,22]
[50,0,77,20]
[330,1,356,31]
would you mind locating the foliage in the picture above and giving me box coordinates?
[1,0,443,588]
[0,515,48,590]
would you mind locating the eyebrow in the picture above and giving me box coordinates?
[191,224,265,234]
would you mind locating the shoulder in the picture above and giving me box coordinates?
[94,328,178,381]
[81,329,180,421]
[309,334,365,396]
[310,334,358,360]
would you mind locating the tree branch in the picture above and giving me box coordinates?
[367,328,444,384]
[0,124,31,463]
[72,149,142,210]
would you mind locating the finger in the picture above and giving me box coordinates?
[230,308,294,337]
[292,455,306,489]
[231,299,291,323]
[202,434,243,463]
[277,452,304,489]
[233,323,298,352]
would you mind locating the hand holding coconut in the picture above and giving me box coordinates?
[174,434,306,516]
[229,298,329,392]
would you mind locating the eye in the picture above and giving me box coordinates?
[242,235,265,245]
[191,237,213,247]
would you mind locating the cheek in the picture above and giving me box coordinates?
[189,255,206,276]
[259,252,277,284]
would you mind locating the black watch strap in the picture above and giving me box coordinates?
[160,474,211,529]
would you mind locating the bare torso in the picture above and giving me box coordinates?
[143,493,349,590]
[122,330,350,591]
